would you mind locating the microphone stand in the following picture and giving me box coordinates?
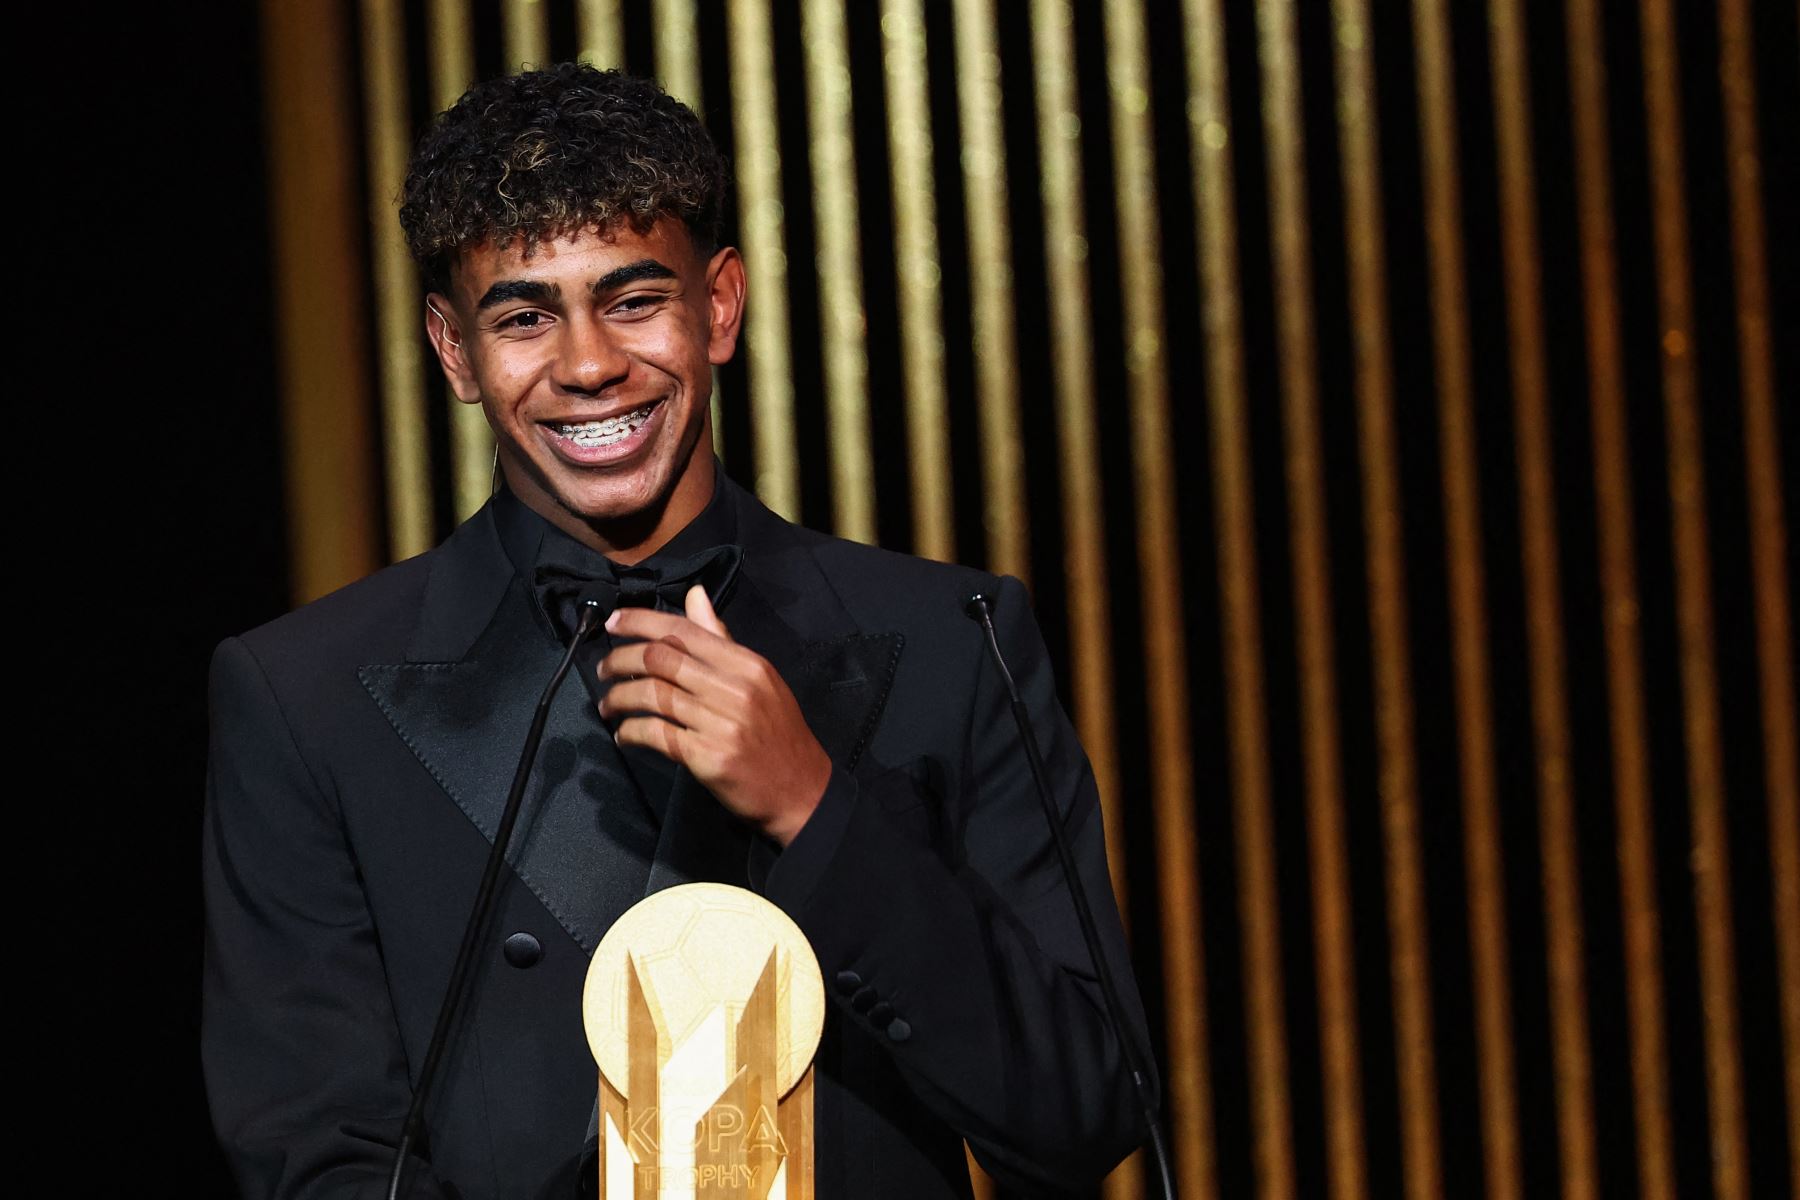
[387,602,603,1200]
[963,592,1178,1200]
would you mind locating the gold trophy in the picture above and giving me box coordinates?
[583,882,825,1198]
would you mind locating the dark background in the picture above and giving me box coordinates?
[74,7,284,1191]
[63,1,1796,1196]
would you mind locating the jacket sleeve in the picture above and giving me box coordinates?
[201,636,452,1199]
[756,574,1159,1193]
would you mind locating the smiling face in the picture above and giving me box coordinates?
[425,219,746,561]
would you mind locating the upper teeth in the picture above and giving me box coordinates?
[559,406,653,446]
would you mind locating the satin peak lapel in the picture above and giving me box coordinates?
[784,631,906,769]
[360,579,656,954]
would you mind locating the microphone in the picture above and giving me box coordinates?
[963,591,1177,1200]
[387,601,606,1200]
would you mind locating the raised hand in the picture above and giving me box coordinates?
[597,585,832,847]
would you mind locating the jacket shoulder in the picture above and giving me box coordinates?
[803,530,1004,627]
[730,471,1008,629]
[227,550,436,676]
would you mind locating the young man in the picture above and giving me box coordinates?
[203,64,1153,1198]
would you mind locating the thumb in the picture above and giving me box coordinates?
[686,584,732,640]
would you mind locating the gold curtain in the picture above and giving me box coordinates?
[264,2,1797,1196]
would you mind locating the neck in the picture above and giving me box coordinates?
[505,451,717,565]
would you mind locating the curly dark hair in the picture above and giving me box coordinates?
[400,63,728,292]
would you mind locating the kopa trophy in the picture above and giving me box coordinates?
[583,882,825,1198]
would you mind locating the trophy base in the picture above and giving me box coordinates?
[585,882,824,1200]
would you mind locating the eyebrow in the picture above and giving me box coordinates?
[591,259,679,293]
[475,279,561,311]
[473,260,678,311]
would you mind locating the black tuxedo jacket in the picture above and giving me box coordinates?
[202,473,1155,1199]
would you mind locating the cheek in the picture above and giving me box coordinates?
[629,326,708,386]
[481,351,550,410]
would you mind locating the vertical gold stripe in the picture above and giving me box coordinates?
[1639,3,1748,1195]
[878,0,955,562]
[652,0,703,107]
[1329,4,1442,1197]
[1487,3,1625,1198]
[361,0,434,560]
[647,0,722,466]
[726,0,799,518]
[801,0,877,544]
[1562,3,1677,1196]
[426,0,494,522]
[426,0,473,110]
[264,0,381,602]
[503,0,549,72]
[1413,3,1543,1197]
[1032,5,1186,1194]
[950,0,1028,582]
[1247,2,1368,1195]
[1028,0,1133,947]
[1718,1,1800,1192]
[1102,2,1206,1197]
[577,0,624,71]
[1029,2,1137,1194]
[1166,0,1300,1192]
[424,0,475,116]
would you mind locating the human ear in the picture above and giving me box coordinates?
[703,247,747,367]
[424,292,482,405]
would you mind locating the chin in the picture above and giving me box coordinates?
[550,468,671,524]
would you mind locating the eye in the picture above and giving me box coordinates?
[500,310,546,330]
[611,293,668,318]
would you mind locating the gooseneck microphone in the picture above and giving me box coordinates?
[387,601,605,1200]
[963,592,1177,1200]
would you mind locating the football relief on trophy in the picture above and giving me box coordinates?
[584,882,826,1199]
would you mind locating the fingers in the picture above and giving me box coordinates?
[599,637,739,699]
[613,714,688,764]
[605,604,733,659]
[684,585,733,639]
[599,675,721,730]
[599,605,759,691]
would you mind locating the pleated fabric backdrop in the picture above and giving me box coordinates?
[259,1,1795,1196]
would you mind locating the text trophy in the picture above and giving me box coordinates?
[583,882,825,1198]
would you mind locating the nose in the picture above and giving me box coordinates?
[554,312,630,397]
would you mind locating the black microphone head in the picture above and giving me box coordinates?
[963,592,995,623]
[571,596,608,638]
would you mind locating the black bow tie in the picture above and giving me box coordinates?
[533,543,744,819]
[534,544,744,645]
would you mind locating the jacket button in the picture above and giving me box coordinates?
[834,969,863,995]
[851,985,878,1013]
[868,1001,895,1025]
[503,932,543,968]
[886,1019,912,1043]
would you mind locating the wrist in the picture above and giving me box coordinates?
[764,752,833,848]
